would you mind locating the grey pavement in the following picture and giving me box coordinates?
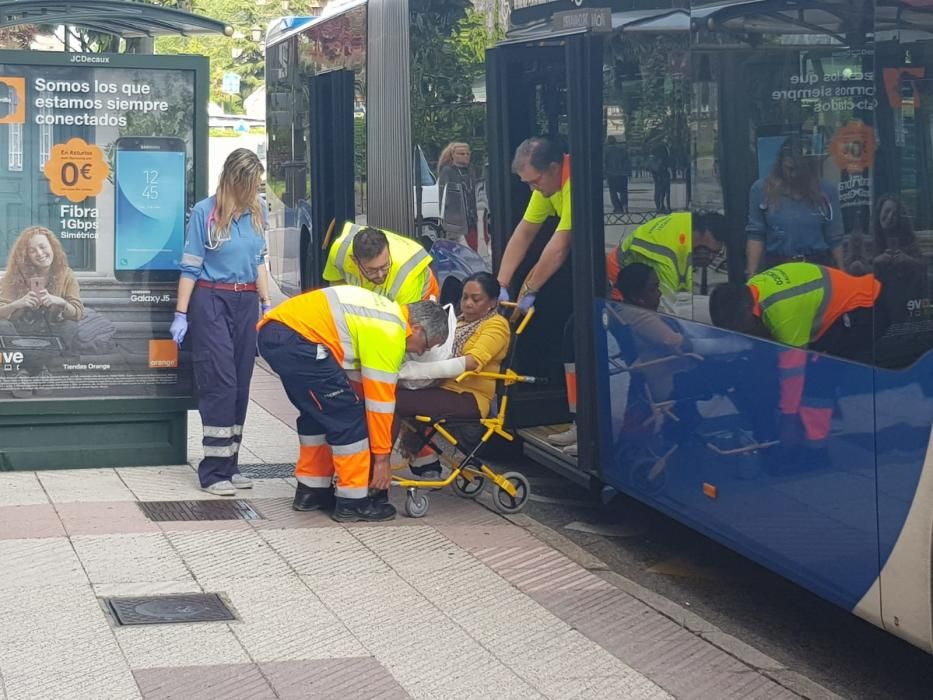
[0,365,830,699]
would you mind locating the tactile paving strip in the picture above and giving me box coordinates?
[137,500,263,522]
[105,593,236,626]
[237,463,295,479]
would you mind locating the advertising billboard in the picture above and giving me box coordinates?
[0,52,206,401]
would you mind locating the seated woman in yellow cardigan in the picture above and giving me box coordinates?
[395,271,511,477]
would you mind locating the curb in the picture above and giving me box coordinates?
[488,507,844,700]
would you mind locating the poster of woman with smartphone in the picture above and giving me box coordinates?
[0,225,84,350]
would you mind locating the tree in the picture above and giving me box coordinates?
[156,0,279,113]
[409,0,503,167]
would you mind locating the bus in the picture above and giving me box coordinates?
[485,0,933,655]
[269,0,933,655]
[263,0,493,300]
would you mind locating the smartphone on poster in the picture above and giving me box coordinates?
[113,137,187,282]
[28,277,44,293]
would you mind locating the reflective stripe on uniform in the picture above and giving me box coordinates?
[628,238,690,289]
[299,433,327,446]
[203,443,239,458]
[232,424,243,436]
[203,425,234,438]
[181,253,203,267]
[335,486,368,499]
[331,438,370,456]
[342,303,406,329]
[361,366,397,383]
[387,247,431,299]
[297,476,333,488]
[365,398,395,414]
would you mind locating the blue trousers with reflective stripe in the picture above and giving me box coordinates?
[189,286,258,487]
[257,321,368,471]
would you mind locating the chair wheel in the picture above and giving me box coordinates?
[405,490,430,518]
[453,471,486,498]
[492,471,531,514]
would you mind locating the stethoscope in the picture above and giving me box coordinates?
[204,207,230,251]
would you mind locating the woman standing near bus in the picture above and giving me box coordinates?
[171,149,273,496]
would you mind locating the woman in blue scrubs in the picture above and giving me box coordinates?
[171,149,272,495]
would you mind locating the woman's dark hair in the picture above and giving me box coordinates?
[614,263,653,301]
[872,194,919,255]
[463,271,500,300]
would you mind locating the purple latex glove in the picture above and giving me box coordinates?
[498,287,510,304]
[517,292,536,314]
[170,312,188,346]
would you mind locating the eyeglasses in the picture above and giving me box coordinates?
[356,257,391,278]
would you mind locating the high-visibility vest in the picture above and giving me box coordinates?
[749,262,880,348]
[259,285,408,454]
[613,213,692,297]
[324,222,434,304]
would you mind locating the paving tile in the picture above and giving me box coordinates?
[71,533,192,585]
[475,545,614,592]
[157,519,254,533]
[312,571,539,699]
[531,588,794,700]
[248,497,336,530]
[93,581,204,599]
[167,529,292,580]
[259,527,391,579]
[56,501,161,536]
[0,538,87,589]
[235,478,295,499]
[0,473,48,506]
[37,468,135,503]
[350,525,477,573]
[115,623,250,669]
[0,504,64,540]
[262,658,410,700]
[434,523,542,551]
[134,663,275,700]
[201,576,365,662]
[117,466,216,502]
[0,584,103,635]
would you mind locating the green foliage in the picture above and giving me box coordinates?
[155,0,281,112]
[409,0,498,168]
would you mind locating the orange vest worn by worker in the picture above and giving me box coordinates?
[748,263,880,446]
[259,286,409,491]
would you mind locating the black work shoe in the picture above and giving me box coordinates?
[369,489,390,506]
[410,461,442,480]
[331,496,396,523]
[292,483,336,512]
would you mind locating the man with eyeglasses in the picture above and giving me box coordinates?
[324,223,440,304]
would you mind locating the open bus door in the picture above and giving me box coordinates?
[305,68,356,291]
[486,34,606,487]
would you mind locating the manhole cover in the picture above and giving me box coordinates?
[137,499,263,522]
[106,594,236,626]
[238,463,295,479]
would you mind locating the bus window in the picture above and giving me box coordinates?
[408,1,493,286]
[602,30,692,319]
[873,30,933,369]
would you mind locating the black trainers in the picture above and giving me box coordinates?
[410,461,442,480]
[292,483,336,512]
[331,496,396,522]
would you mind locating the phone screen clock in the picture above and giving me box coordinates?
[113,137,187,282]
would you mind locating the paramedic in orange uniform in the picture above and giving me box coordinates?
[257,286,449,522]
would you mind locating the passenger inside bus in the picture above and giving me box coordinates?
[395,271,511,478]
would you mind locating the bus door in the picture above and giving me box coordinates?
[487,33,606,484]
[306,68,356,290]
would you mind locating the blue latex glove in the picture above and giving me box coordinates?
[498,287,510,304]
[170,312,188,346]
[261,303,272,316]
[517,292,536,314]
